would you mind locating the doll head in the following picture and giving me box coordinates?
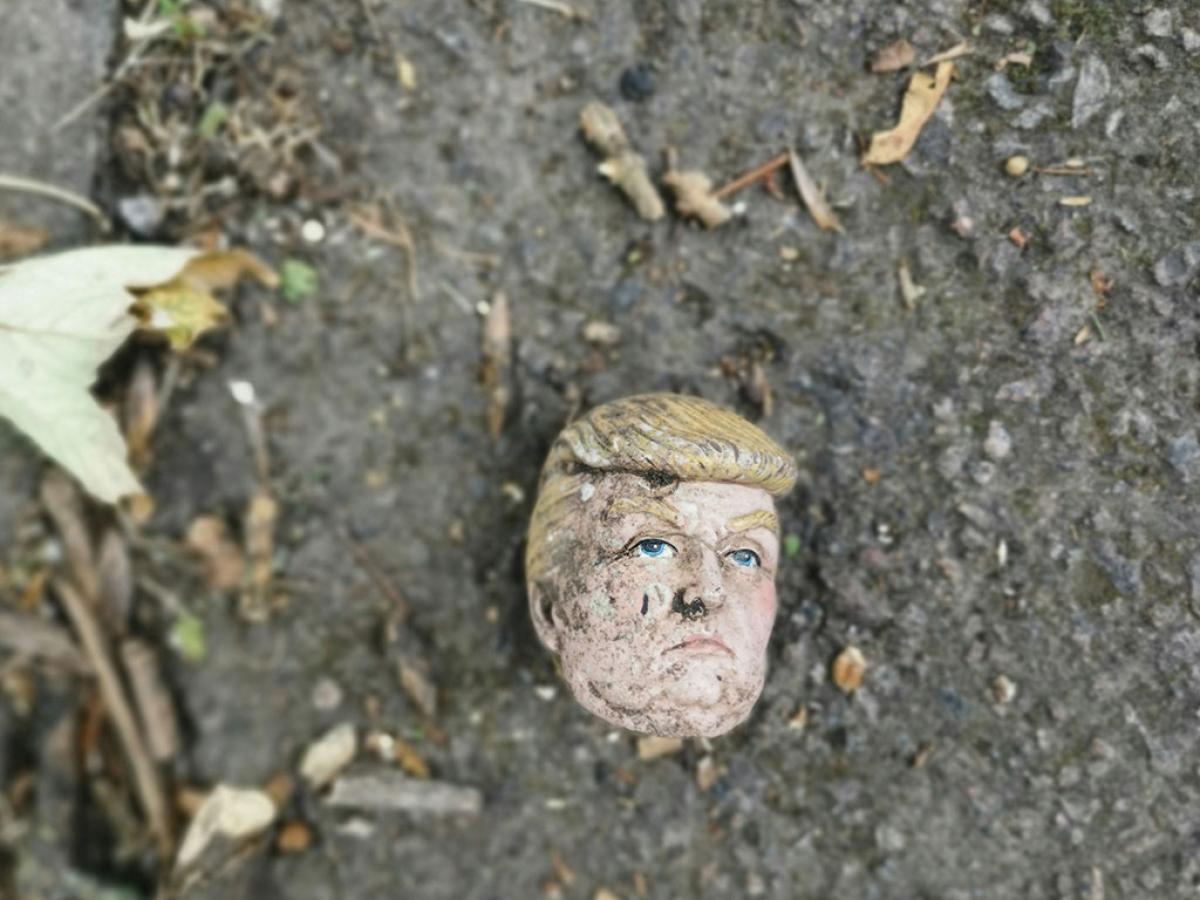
[525,394,797,737]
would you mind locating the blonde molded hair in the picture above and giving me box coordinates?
[525,394,797,586]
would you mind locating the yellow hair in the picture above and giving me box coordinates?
[526,394,797,585]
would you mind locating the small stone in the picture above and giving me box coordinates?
[983,14,1014,35]
[1153,242,1200,287]
[992,674,1017,705]
[1133,43,1170,70]
[779,245,800,261]
[985,72,1025,110]
[534,685,557,701]
[1012,102,1053,130]
[582,320,621,346]
[1167,431,1200,482]
[618,63,655,102]
[983,421,1012,463]
[1021,0,1054,27]
[1182,28,1200,53]
[300,722,357,789]
[1005,155,1030,177]
[695,755,721,791]
[1072,57,1110,128]
[637,735,683,760]
[275,820,312,854]
[311,677,344,711]
[301,219,326,243]
[1143,8,1173,38]
[117,194,164,237]
[832,645,867,694]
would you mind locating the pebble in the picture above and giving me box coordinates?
[1182,28,1200,53]
[1153,241,1200,287]
[992,674,1017,705]
[1012,101,1053,130]
[1021,0,1054,27]
[582,320,621,346]
[982,14,1014,35]
[984,421,1013,461]
[1072,57,1110,128]
[300,722,358,789]
[117,194,164,237]
[1143,7,1173,39]
[1167,431,1200,482]
[985,72,1025,111]
[311,677,344,711]
[301,219,326,243]
[619,63,655,102]
[1005,155,1030,177]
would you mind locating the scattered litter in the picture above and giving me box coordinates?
[862,62,954,166]
[911,742,935,768]
[325,771,483,815]
[579,102,665,221]
[994,51,1033,71]
[1005,155,1030,178]
[1059,196,1093,207]
[870,39,915,73]
[300,722,358,789]
[175,785,277,869]
[1008,227,1028,249]
[787,147,843,233]
[637,735,683,760]
[832,645,867,694]
[301,219,326,244]
[662,166,732,229]
[897,260,925,310]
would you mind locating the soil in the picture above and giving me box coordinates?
[2,1,1200,898]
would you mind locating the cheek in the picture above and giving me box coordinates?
[745,581,777,645]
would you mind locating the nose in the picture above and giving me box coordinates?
[676,547,725,616]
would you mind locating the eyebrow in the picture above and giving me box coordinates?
[602,496,685,528]
[726,510,779,535]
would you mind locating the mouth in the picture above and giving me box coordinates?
[663,634,734,657]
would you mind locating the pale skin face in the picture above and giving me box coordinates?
[530,473,781,737]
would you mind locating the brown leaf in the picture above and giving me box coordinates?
[0,221,50,259]
[123,359,158,470]
[786,147,843,233]
[186,516,245,591]
[871,38,915,73]
[862,61,954,166]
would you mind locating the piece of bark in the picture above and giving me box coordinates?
[579,102,664,221]
[324,771,482,816]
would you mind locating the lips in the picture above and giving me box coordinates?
[663,634,734,657]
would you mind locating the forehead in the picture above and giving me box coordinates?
[583,472,776,525]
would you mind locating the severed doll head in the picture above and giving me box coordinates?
[525,394,797,738]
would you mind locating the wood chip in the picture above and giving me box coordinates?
[579,102,665,221]
[832,645,867,693]
[862,62,954,166]
[787,147,843,233]
[897,260,925,310]
[871,38,915,73]
[911,742,935,768]
[325,771,483,816]
[636,735,683,760]
[992,674,1017,705]
[240,489,277,622]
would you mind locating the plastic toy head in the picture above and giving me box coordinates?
[525,394,797,737]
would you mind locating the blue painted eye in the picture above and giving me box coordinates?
[635,539,676,559]
[728,549,761,568]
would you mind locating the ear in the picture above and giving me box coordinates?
[529,582,560,655]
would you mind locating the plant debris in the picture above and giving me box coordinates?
[300,722,358,789]
[636,735,683,760]
[921,41,971,66]
[786,147,843,233]
[325,771,483,816]
[714,152,789,200]
[579,102,664,221]
[480,291,512,439]
[186,516,246,591]
[897,260,925,310]
[832,645,868,693]
[175,784,277,870]
[662,166,732,229]
[871,38,915,73]
[862,62,954,166]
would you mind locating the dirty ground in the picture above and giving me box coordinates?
[1,0,1199,898]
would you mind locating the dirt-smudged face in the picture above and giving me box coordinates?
[530,473,781,737]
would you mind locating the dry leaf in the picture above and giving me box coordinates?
[0,221,50,259]
[579,102,665,221]
[186,516,245,591]
[786,147,843,233]
[871,38,915,73]
[832,645,867,693]
[862,61,954,166]
[662,168,732,229]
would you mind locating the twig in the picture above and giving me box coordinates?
[0,174,110,230]
[920,41,971,66]
[349,206,421,301]
[341,530,410,623]
[121,639,181,762]
[786,146,843,233]
[54,580,173,854]
[325,771,482,815]
[1034,165,1095,176]
[713,152,789,200]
